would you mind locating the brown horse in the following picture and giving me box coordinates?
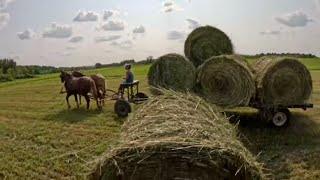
[72,71,106,106]
[60,71,100,109]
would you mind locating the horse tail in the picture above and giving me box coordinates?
[90,79,98,100]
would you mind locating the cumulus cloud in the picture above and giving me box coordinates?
[0,13,9,30]
[17,29,34,40]
[66,46,76,50]
[73,11,99,22]
[103,10,119,21]
[260,30,281,35]
[186,18,200,29]
[133,25,146,33]
[42,23,72,39]
[0,0,14,10]
[69,36,84,43]
[110,40,133,49]
[99,20,125,31]
[167,30,186,40]
[95,35,121,43]
[275,11,313,27]
[162,0,183,13]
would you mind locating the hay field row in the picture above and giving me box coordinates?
[0,58,319,179]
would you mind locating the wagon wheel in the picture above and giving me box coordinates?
[271,109,291,128]
[114,99,131,118]
[133,92,149,104]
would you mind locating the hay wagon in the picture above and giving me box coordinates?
[104,80,148,117]
[249,101,313,127]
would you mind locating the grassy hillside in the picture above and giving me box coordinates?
[0,58,319,179]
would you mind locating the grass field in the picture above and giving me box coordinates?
[0,58,319,179]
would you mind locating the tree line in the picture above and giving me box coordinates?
[0,59,59,82]
[243,53,317,59]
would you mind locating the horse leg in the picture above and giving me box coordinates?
[66,94,71,109]
[79,95,82,105]
[74,94,79,109]
[85,95,90,110]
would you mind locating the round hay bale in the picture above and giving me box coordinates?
[184,26,234,67]
[90,91,264,180]
[196,55,255,107]
[148,53,196,92]
[253,57,312,106]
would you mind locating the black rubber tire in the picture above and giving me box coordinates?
[114,99,131,118]
[271,108,291,128]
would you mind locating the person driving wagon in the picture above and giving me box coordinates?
[118,64,134,95]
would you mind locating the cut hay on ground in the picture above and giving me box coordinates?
[196,55,255,107]
[89,91,264,180]
[184,25,234,67]
[253,57,313,106]
[148,53,196,92]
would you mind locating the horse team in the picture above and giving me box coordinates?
[60,71,106,110]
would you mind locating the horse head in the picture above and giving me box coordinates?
[60,71,71,83]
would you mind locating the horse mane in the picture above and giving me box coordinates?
[72,71,85,77]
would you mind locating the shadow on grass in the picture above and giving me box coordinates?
[226,110,320,179]
[44,107,127,124]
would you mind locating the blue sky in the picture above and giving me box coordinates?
[0,0,319,66]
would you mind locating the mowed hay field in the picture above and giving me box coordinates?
[0,58,319,179]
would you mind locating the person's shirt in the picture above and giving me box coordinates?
[125,71,134,83]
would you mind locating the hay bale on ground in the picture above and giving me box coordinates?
[253,57,312,106]
[184,26,234,67]
[148,53,196,92]
[90,91,264,180]
[196,55,255,107]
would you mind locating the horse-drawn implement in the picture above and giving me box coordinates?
[100,80,148,117]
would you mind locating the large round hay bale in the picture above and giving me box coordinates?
[196,55,255,107]
[90,91,264,180]
[148,53,196,92]
[253,57,312,106]
[184,26,234,67]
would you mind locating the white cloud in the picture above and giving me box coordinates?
[103,10,119,21]
[42,23,72,39]
[186,18,200,30]
[99,20,125,31]
[110,40,133,49]
[73,11,99,22]
[275,11,313,27]
[0,13,9,30]
[133,25,146,33]
[0,0,14,10]
[162,0,183,13]
[260,30,281,35]
[17,29,34,40]
[69,36,84,43]
[66,46,76,50]
[167,30,186,40]
[95,35,121,43]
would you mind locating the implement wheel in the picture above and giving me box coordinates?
[271,109,291,128]
[114,99,131,118]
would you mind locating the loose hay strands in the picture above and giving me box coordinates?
[196,55,255,108]
[253,57,313,106]
[184,25,234,67]
[148,53,196,92]
[89,91,264,180]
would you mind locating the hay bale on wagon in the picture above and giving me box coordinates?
[148,53,196,92]
[253,57,312,106]
[90,91,264,180]
[184,26,234,67]
[196,55,255,107]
